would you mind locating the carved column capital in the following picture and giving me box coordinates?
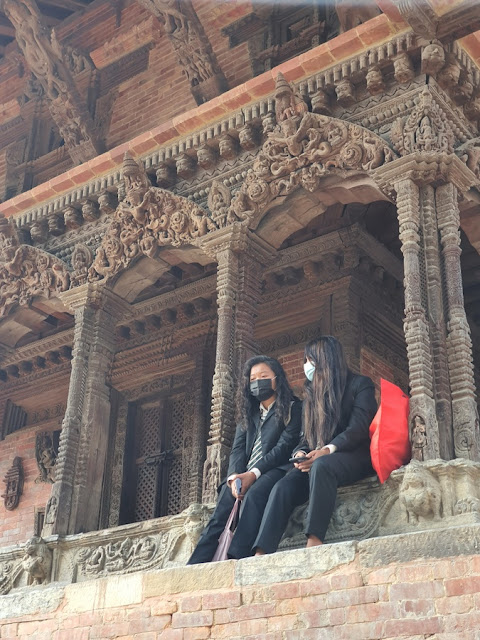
[372,152,478,199]
[58,282,133,321]
[199,222,276,266]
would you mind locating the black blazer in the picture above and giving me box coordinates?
[227,398,302,478]
[296,372,377,453]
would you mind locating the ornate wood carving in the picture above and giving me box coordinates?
[0,214,70,317]
[436,182,480,460]
[2,0,102,164]
[35,430,59,484]
[43,283,131,536]
[2,456,23,510]
[227,73,396,228]
[199,225,275,500]
[394,178,440,459]
[136,0,227,105]
[88,154,217,283]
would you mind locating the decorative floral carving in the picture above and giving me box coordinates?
[2,457,23,510]
[78,535,163,577]
[0,215,70,317]
[89,154,217,282]
[390,88,455,156]
[227,73,396,227]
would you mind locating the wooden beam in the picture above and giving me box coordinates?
[39,0,90,11]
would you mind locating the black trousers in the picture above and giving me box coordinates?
[188,467,285,564]
[254,448,374,554]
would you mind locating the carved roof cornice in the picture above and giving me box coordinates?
[3,24,480,235]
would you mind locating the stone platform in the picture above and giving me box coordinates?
[2,524,480,639]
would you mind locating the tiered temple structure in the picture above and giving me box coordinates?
[1,0,480,636]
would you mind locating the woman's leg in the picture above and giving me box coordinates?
[305,448,373,543]
[253,468,310,554]
[228,468,285,559]
[187,483,235,564]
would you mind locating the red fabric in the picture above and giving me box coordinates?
[369,379,411,483]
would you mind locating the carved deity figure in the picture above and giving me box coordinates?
[44,495,58,525]
[399,460,442,524]
[22,536,52,585]
[35,432,58,483]
[411,415,427,461]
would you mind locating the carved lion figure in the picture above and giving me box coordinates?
[22,536,52,585]
[399,460,442,525]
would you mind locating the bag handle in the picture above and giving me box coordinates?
[226,498,241,533]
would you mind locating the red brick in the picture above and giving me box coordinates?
[383,616,443,637]
[172,611,213,629]
[180,595,202,612]
[445,576,480,597]
[202,590,241,610]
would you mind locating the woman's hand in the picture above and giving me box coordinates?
[229,471,257,499]
[295,447,330,472]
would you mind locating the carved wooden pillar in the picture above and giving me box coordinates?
[375,150,480,462]
[42,283,131,536]
[436,182,480,460]
[394,177,441,459]
[199,224,275,501]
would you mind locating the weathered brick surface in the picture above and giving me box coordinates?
[2,544,480,638]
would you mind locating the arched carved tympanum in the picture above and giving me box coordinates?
[0,215,70,318]
[88,153,218,283]
[227,73,398,229]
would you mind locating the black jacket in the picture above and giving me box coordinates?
[296,372,377,453]
[227,398,302,478]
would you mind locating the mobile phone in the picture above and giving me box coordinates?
[289,455,309,463]
[234,478,242,493]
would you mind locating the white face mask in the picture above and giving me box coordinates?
[304,360,316,382]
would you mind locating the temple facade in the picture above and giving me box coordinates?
[1,0,480,636]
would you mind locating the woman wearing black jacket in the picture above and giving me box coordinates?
[188,355,302,563]
[254,336,377,554]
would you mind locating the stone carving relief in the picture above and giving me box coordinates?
[89,154,217,282]
[22,536,52,585]
[35,431,59,484]
[227,73,396,228]
[399,460,442,524]
[390,87,455,156]
[0,214,70,317]
[78,536,163,577]
[2,457,23,510]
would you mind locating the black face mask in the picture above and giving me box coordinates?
[250,378,274,402]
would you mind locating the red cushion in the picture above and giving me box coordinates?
[369,379,411,483]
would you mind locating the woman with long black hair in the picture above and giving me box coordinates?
[254,336,377,554]
[188,355,302,563]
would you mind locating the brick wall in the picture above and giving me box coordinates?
[0,427,52,546]
[2,527,480,639]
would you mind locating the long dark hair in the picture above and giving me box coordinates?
[303,336,348,449]
[236,355,295,431]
